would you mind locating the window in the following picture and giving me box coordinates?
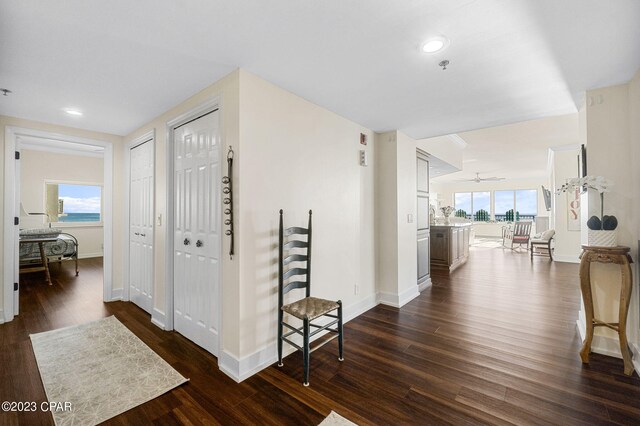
[454,191,490,220]
[45,182,102,224]
[494,190,514,221]
[472,192,490,216]
[454,192,471,217]
[516,189,537,220]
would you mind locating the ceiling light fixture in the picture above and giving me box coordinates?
[64,108,83,116]
[421,36,449,53]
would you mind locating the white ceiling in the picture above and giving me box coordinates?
[432,113,579,183]
[1,1,639,137]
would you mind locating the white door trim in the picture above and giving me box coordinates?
[123,130,155,306]
[164,97,222,337]
[3,126,114,323]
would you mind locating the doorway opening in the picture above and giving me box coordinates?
[3,127,114,322]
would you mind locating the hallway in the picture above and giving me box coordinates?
[1,249,639,424]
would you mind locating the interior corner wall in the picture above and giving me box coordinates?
[374,131,419,307]
[581,78,638,356]
[0,115,123,322]
[375,131,399,298]
[124,70,241,358]
[20,149,105,258]
[550,148,582,262]
[235,69,377,365]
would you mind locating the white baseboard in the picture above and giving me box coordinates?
[109,288,123,301]
[554,254,580,264]
[78,252,103,259]
[344,292,378,322]
[218,292,381,383]
[576,319,623,359]
[378,285,420,308]
[151,308,167,330]
[219,347,278,383]
[418,277,432,292]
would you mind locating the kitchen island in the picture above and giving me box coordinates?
[430,223,472,273]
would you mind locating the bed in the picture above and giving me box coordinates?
[19,229,79,284]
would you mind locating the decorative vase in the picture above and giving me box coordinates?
[588,229,617,247]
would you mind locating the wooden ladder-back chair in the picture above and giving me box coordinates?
[502,221,533,251]
[277,209,343,386]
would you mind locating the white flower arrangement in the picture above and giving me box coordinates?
[556,175,616,231]
[440,206,454,217]
[555,175,612,195]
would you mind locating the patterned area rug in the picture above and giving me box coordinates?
[319,411,358,426]
[30,316,188,425]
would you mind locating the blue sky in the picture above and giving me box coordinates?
[59,184,101,213]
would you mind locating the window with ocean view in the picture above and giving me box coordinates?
[45,182,102,224]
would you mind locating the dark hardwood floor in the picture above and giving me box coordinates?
[2,248,640,425]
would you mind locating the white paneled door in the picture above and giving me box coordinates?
[129,139,154,314]
[173,110,220,356]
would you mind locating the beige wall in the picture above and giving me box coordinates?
[0,115,123,321]
[236,70,377,357]
[578,71,640,357]
[125,70,241,355]
[20,149,104,258]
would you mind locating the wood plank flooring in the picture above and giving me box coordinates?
[1,247,639,425]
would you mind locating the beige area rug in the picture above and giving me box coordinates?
[30,316,188,426]
[319,411,358,426]
[470,237,504,248]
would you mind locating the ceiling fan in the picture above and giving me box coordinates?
[463,172,506,183]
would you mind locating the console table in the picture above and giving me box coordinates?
[579,245,634,375]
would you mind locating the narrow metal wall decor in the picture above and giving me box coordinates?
[222,146,234,259]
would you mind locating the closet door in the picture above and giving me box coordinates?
[173,110,220,356]
[129,140,154,314]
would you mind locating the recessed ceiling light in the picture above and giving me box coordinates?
[64,108,83,116]
[422,36,449,53]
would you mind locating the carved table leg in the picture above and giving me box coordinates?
[619,261,634,376]
[579,256,594,364]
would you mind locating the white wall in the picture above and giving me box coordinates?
[415,135,464,170]
[236,70,377,361]
[576,69,640,363]
[375,131,421,307]
[549,148,582,262]
[20,149,104,258]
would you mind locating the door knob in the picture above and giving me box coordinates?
[183,238,190,245]
[196,240,203,247]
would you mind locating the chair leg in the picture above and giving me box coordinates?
[303,317,310,386]
[277,309,283,367]
[530,243,534,259]
[548,241,554,261]
[337,301,344,361]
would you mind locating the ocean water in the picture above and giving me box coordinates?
[58,213,101,223]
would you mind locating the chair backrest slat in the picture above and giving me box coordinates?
[283,267,307,280]
[284,254,307,266]
[278,210,313,303]
[283,240,308,250]
[283,280,309,294]
[285,227,309,236]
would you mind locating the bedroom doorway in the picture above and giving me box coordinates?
[3,127,114,322]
